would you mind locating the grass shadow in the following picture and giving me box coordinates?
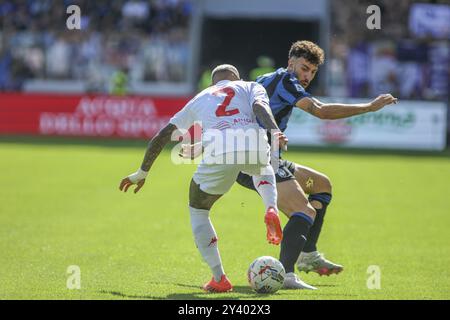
[99,283,284,300]
[99,290,160,300]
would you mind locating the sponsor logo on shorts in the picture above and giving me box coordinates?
[208,237,218,247]
[257,180,272,188]
[277,168,287,178]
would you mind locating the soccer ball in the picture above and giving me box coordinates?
[247,256,285,294]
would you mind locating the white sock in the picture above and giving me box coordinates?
[189,206,225,281]
[252,167,278,211]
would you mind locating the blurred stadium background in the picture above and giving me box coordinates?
[0,0,449,300]
[0,0,448,149]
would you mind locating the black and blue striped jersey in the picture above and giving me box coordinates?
[256,68,311,132]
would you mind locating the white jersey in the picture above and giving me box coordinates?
[170,80,270,155]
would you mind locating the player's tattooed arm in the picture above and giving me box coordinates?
[252,100,280,131]
[253,100,288,150]
[296,94,398,120]
[119,123,178,193]
[140,123,178,171]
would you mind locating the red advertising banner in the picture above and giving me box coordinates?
[0,93,192,139]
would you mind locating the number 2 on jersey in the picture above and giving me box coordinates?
[213,87,240,117]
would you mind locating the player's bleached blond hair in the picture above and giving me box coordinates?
[211,64,240,84]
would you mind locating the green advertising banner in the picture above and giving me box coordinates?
[285,98,447,151]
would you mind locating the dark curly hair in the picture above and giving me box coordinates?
[288,41,325,66]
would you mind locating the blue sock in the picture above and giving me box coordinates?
[303,193,332,253]
[279,213,314,273]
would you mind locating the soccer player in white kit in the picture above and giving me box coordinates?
[119,64,288,293]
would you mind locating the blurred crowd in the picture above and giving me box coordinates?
[0,0,192,91]
[329,0,449,101]
[0,0,448,101]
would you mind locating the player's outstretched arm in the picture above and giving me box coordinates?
[296,94,398,120]
[140,123,178,171]
[119,123,178,193]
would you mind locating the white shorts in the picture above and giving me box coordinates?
[193,151,271,195]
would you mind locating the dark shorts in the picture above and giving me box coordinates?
[236,159,296,191]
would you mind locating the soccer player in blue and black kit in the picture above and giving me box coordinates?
[236,41,398,289]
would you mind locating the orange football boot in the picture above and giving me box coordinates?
[202,275,233,293]
[264,207,283,245]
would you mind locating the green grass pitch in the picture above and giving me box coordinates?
[1,136,449,300]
